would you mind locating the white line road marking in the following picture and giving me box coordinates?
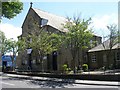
[2,82,15,86]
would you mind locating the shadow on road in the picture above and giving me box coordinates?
[29,78,75,88]
[2,75,76,88]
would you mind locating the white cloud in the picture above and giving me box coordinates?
[0,23,22,41]
[89,13,118,37]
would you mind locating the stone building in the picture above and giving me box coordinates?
[16,6,102,72]
[88,39,120,70]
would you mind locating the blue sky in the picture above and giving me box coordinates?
[0,2,118,41]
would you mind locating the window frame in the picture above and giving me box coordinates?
[91,53,97,63]
[116,52,120,61]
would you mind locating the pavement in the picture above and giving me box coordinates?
[1,74,119,89]
[82,70,120,75]
[2,73,120,87]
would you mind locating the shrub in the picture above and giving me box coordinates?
[82,64,88,72]
[62,64,67,71]
[62,64,68,73]
[62,64,71,74]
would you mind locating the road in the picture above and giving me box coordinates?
[0,73,120,89]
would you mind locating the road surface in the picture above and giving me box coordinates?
[0,73,119,89]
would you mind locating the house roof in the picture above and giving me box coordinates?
[22,7,102,38]
[32,8,68,32]
[88,39,120,52]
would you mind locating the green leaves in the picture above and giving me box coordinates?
[17,37,27,52]
[0,30,6,54]
[64,17,93,50]
[18,28,64,59]
[2,0,23,19]
[0,31,17,55]
[63,16,93,66]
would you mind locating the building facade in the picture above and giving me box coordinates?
[16,6,102,72]
[88,39,120,70]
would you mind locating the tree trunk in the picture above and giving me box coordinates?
[79,48,83,66]
[103,52,107,67]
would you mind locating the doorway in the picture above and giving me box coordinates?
[52,51,57,71]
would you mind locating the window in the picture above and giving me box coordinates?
[91,54,96,62]
[116,52,120,61]
[41,18,48,27]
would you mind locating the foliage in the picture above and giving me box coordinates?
[63,16,93,70]
[18,23,64,66]
[1,0,23,19]
[28,30,63,59]
[0,30,6,55]
[106,24,118,49]
[17,36,27,52]
[0,31,17,55]
[62,64,68,71]
[62,64,71,73]
[0,31,18,70]
[102,24,119,50]
[82,64,88,72]
[102,24,119,69]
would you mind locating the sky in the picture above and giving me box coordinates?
[0,1,118,41]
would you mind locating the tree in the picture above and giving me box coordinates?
[0,31,18,71]
[7,39,18,71]
[28,30,63,71]
[0,30,12,55]
[17,19,64,71]
[102,24,119,69]
[1,0,23,19]
[0,30,6,55]
[63,16,93,71]
[107,24,118,49]
[31,31,62,71]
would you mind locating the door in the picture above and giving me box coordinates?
[52,51,57,71]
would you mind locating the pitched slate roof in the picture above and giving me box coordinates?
[88,39,120,52]
[32,8,68,32]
